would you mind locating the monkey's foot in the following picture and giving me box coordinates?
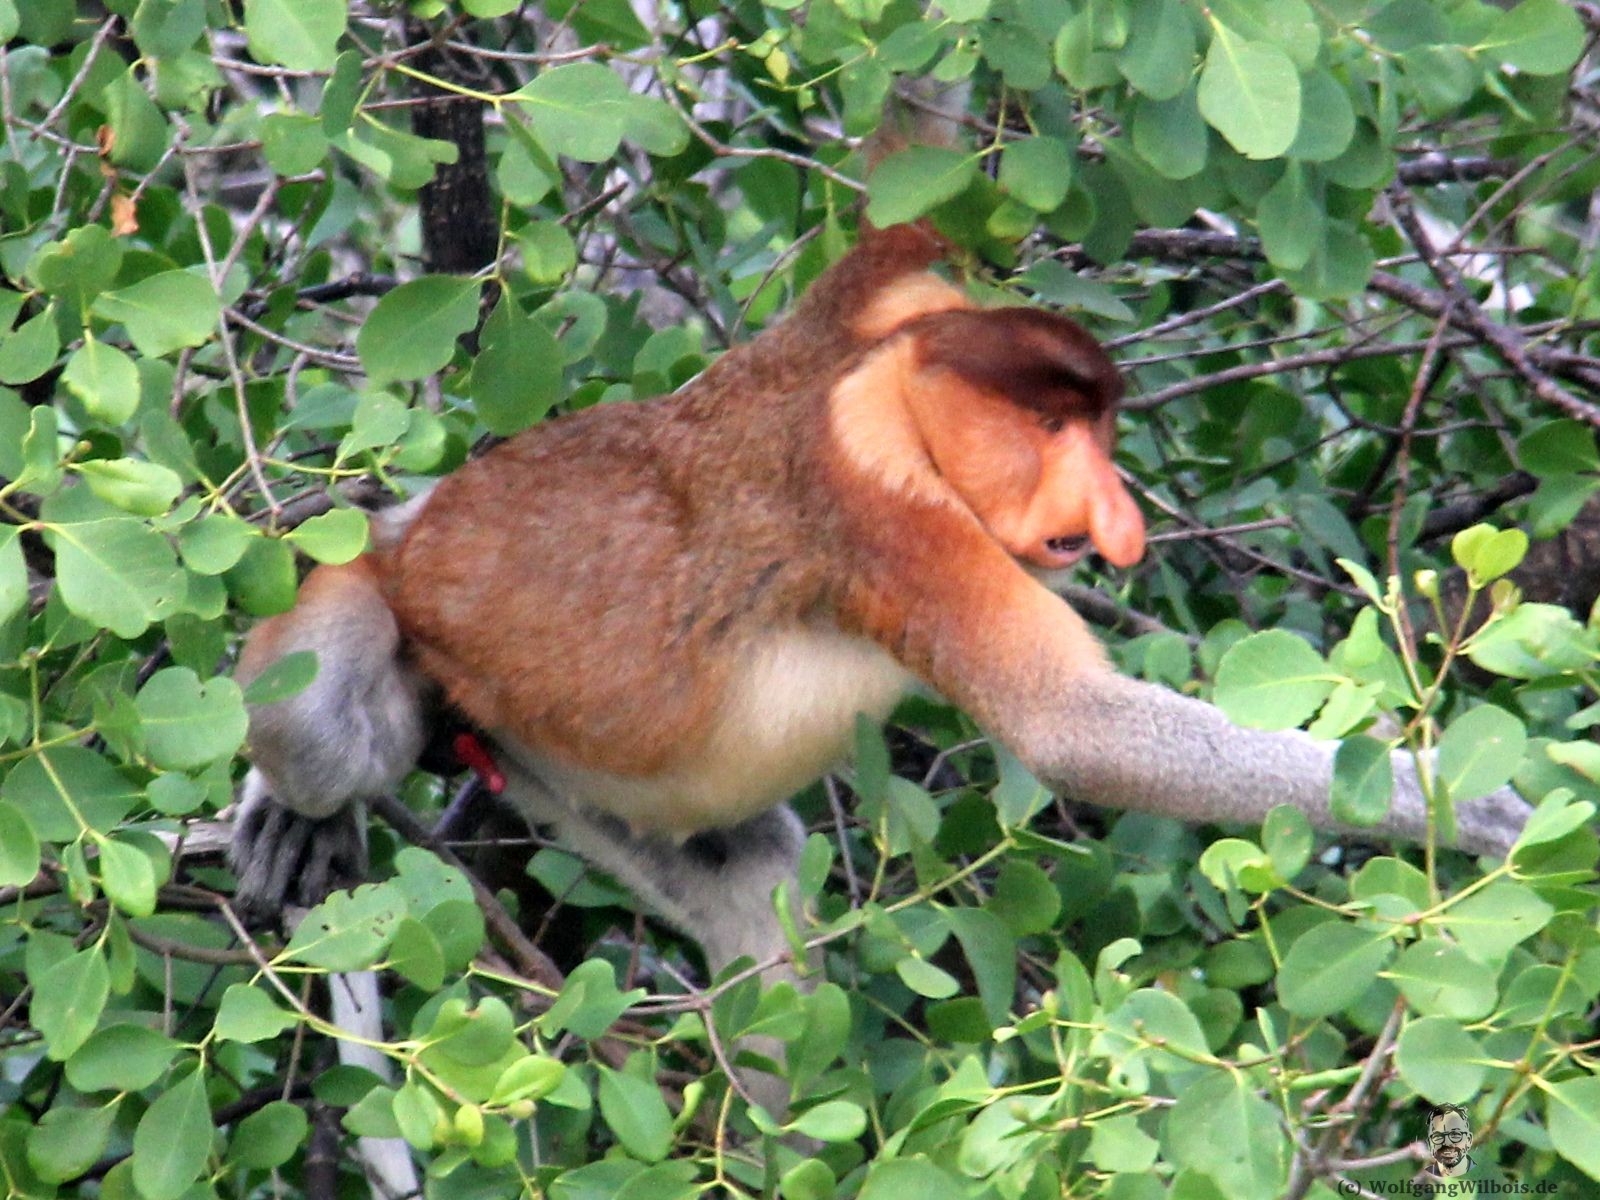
[230,791,368,920]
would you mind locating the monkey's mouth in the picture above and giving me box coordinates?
[1038,534,1092,568]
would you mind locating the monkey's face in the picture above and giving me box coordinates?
[917,382,1147,571]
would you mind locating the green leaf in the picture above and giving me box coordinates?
[1213,630,1334,731]
[261,111,330,176]
[1395,1016,1486,1102]
[422,898,487,974]
[27,1102,117,1183]
[470,298,563,435]
[0,801,40,887]
[790,982,851,1087]
[136,668,249,769]
[244,0,347,71]
[1518,419,1599,475]
[32,947,110,1060]
[1478,0,1585,75]
[981,24,1051,90]
[356,275,479,385]
[780,1158,838,1200]
[943,906,1017,1025]
[27,224,123,311]
[284,506,369,564]
[998,136,1073,212]
[1163,1071,1289,1197]
[1,746,141,839]
[1097,987,1210,1076]
[147,773,208,816]
[224,535,299,615]
[134,2,204,57]
[62,334,140,423]
[1467,602,1594,678]
[76,458,184,516]
[98,836,159,917]
[1197,838,1272,899]
[0,525,23,626]
[1256,163,1320,271]
[178,514,256,575]
[92,271,220,358]
[1403,45,1479,117]
[1262,804,1312,881]
[1437,705,1526,803]
[1285,69,1355,161]
[896,955,961,999]
[429,996,515,1066]
[1197,23,1300,159]
[790,1100,867,1143]
[0,307,60,385]
[284,882,406,970]
[226,1101,308,1169]
[1087,1112,1160,1172]
[858,1156,967,1200]
[1512,791,1596,856]
[1438,881,1552,963]
[215,983,300,1042]
[131,1065,214,1200]
[1331,736,1396,826]
[489,1055,566,1105]
[66,1024,179,1092]
[1457,526,1528,583]
[866,147,978,227]
[518,220,577,284]
[1388,939,1497,1020]
[1545,1075,1600,1181]
[1277,923,1393,1017]
[597,1066,674,1161]
[1131,85,1208,180]
[104,67,167,171]
[387,916,445,990]
[1116,0,1195,99]
[512,63,637,162]
[1055,12,1120,89]
[986,858,1061,935]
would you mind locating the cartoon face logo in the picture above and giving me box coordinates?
[1426,1104,1474,1177]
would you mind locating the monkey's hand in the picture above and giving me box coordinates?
[229,770,370,919]
[1010,674,1533,858]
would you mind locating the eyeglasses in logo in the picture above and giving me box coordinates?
[1425,1103,1474,1178]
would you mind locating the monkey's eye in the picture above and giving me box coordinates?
[1039,414,1066,434]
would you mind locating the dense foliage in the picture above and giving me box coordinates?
[1,0,1599,1197]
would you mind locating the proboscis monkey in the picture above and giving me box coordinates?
[232,219,1530,1057]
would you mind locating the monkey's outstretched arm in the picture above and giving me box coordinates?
[1015,671,1530,857]
[897,561,1531,859]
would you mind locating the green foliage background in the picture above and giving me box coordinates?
[0,0,1599,1197]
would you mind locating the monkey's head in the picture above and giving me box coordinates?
[904,307,1147,571]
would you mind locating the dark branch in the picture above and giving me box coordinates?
[1418,472,1540,542]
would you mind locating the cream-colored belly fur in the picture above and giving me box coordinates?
[504,628,913,835]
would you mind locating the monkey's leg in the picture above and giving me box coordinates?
[502,768,807,975]
[231,560,429,916]
[499,765,808,1114]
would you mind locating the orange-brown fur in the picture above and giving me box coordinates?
[259,223,1143,836]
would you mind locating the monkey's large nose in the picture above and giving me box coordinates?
[1089,478,1146,568]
